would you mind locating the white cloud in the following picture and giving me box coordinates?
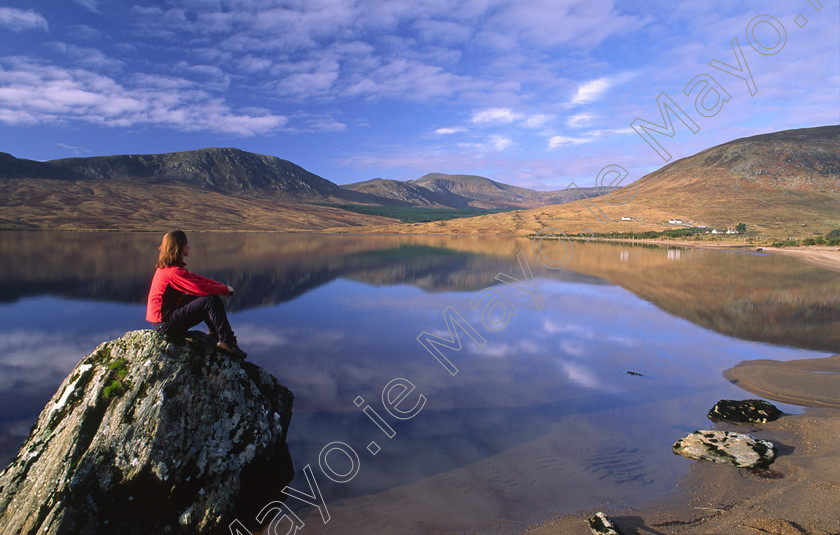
[56,142,91,154]
[490,135,514,151]
[239,55,273,73]
[343,58,475,101]
[567,112,596,128]
[560,361,602,388]
[0,8,49,32]
[73,0,100,13]
[0,59,288,136]
[487,0,641,49]
[548,135,596,148]
[568,77,614,106]
[107,0,643,111]
[271,57,341,98]
[524,114,552,128]
[287,113,347,133]
[472,107,523,124]
[458,134,517,155]
[435,127,464,135]
[413,18,473,46]
[230,324,289,349]
[46,42,124,71]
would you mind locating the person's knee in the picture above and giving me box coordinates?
[197,295,222,308]
[206,294,227,313]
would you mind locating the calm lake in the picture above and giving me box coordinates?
[1,231,838,534]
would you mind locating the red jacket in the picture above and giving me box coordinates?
[146,264,229,323]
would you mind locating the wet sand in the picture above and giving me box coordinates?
[759,246,840,273]
[523,355,840,535]
[725,356,840,408]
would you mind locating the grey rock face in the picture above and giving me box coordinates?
[673,430,775,469]
[0,330,294,535]
[707,399,783,424]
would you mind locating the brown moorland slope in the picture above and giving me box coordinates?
[329,125,840,238]
[0,148,600,230]
[0,179,396,231]
[0,147,398,231]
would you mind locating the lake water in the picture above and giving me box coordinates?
[1,231,838,534]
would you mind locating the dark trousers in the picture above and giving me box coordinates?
[159,295,235,343]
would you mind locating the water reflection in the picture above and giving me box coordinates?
[0,232,838,533]
[2,231,838,351]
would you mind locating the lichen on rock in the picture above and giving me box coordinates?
[0,329,294,534]
[707,399,783,424]
[673,429,775,469]
[587,511,622,534]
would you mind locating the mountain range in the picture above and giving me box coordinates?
[0,148,608,231]
[342,173,604,209]
[333,125,840,238]
[1,148,364,201]
[1,125,838,235]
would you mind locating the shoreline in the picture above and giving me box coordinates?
[523,354,840,535]
[523,408,840,535]
[580,237,840,273]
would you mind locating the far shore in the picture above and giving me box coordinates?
[577,237,840,273]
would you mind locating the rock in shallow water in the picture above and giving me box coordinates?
[0,329,294,535]
[673,430,775,469]
[707,399,782,424]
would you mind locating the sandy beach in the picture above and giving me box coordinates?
[759,246,840,274]
[523,354,840,535]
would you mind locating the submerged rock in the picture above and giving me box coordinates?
[673,430,775,469]
[587,511,622,534]
[707,399,782,424]
[0,330,294,535]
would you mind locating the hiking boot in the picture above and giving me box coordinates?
[217,340,247,360]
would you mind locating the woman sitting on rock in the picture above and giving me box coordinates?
[146,230,247,359]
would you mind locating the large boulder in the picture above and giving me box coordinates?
[673,430,775,469]
[0,330,294,535]
[707,399,782,424]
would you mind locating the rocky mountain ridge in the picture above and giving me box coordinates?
[343,172,611,209]
[1,147,371,202]
[0,147,591,210]
[632,125,840,194]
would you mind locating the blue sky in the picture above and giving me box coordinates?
[0,0,837,188]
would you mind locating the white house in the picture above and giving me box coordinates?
[668,218,683,225]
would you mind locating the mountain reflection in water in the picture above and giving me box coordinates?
[2,231,838,352]
[0,231,837,533]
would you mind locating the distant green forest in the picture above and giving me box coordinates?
[312,203,513,223]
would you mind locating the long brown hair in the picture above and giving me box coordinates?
[156,230,188,268]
